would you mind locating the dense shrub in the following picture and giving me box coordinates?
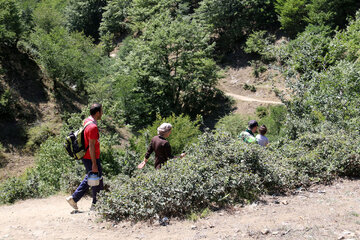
[97,129,360,221]
[0,89,15,120]
[275,0,308,37]
[99,0,132,37]
[276,0,360,37]
[0,143,5,168]
[214,114,248,138]
[244,31,276,61]
[306,0,360,28]
[329,11,360,62]
[32,0,66,33]
[25,26,103,91]
[0,0,24,46]
[97,132,265,221]
[65,0,107,40]
[25,122,59,152]
[196,0,278,50]
[257,105,287,140]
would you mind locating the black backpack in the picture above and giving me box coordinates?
[64,121,94,160]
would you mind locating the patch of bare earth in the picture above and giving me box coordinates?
[0,153,34,180]
[219,65,286,116]
[1,179,360,240]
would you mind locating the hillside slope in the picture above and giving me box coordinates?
[0,47,84,180]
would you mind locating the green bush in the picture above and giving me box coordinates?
[306,0,360,28]
[0,89,14,120]
[112,12,221,128]
[98,132,265,221]
[0,0,24,46]
[275,0,308,37]
[258,105,287,140]
[256,106,268,119]
[0,142,6,168]
[32,0,66,33]
[25,122,58,153]
[250,60,267,78]
[196,0,278,50]
[329,11,360,62]
[97,129,360,221]
[99,0,132,37]
[215,114,248,138]
[65,0,106,40]
[244,31,276,61]
[243,83,257,92]
[25,26,104,91]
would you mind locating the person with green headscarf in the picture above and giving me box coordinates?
[239,120,258,143]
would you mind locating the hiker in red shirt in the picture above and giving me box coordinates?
[66,103,103,211]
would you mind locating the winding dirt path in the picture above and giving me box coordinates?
[225,92,283,105]
[1,179,360,240]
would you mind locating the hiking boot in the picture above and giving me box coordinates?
[90,203,97,211]
[159,217,169,226]
[66,196,78,210]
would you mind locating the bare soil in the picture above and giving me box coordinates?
[218,65,286,116]
[0,153,34,180]
[1,179,360,240]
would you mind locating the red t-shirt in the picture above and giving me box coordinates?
[83,116,100,159]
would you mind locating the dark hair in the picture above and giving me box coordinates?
[90,103,102,116]
[248,120,258,130]
[259,125,267,135]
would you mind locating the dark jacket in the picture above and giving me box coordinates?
[145,135,174,169]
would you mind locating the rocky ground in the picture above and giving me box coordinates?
[1,179,360,240]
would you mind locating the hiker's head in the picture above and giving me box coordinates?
[248,120,258,133]
[90,103,103,120]
[157,123,172,138]
[259,125,267,136]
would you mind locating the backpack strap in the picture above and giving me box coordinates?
[84,120,95,129]
[83,121,96,151]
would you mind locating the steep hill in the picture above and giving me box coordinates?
[0,46,84,180]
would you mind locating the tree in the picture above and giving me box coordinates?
[0,0,24,47]
[275,0,308,37]
[99,0,132,37]
[113,12,220,128]
[65,0,107,40]
[32,0,67,33]
[27,26,103,91]
[196,0,278,50]
[306,0,360,28]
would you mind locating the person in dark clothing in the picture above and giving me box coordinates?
[138,123,186,169]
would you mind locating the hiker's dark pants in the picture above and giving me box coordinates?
[72,159,104,204]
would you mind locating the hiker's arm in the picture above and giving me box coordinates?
[143,140,154,163]
[89,139,98,173]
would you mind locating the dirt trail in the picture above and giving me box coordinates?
[225,92,283,105]
[218,65,286,115]
[1,179,360,240]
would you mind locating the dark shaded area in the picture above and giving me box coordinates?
[0,46,48,149]
[219,46,252,69]
[53,80,86,115]
[201,89,235,130]
[0,122,27,150]
[0,46,47,104]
